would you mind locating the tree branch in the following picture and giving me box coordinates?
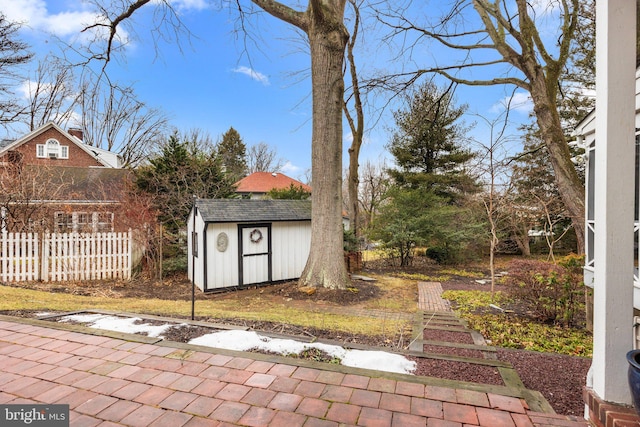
[251,0,308,31]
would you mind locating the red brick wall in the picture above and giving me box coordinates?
[3,127,103,167]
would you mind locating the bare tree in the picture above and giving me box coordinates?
[343,0,365,238]
[247,142,285,173]
[376,0,585,253]
[78,76,169,167]
[78,0,352,289]
[218,0,353,289]
[473,108,513,296]
[23,57,79,131]
[0,13,33,129]
[0,165,69,233]
[358,159,390,231]
[532,192,570,262]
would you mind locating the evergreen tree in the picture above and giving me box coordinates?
[267,183,311,200]
[217,127,248,183]
[136,131,235,235]
[370,82,484,264]
[387,82,478,203]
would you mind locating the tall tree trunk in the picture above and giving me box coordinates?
[344,0,364,239]
[251,0,350,289]
[529,78,586,254]
[348,148,360,236]
[298,2,350,289]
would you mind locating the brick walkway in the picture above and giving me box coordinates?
[417,282,451,312]
[0,315,588,426]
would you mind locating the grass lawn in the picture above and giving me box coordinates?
[0,272,415,343]
[0,256,592,357]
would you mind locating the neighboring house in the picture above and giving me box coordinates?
[234,171,311,199]
[0,122,131,233]
[233,172,351,229]
[188,199,312,291]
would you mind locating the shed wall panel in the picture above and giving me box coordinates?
[206,223,239,289]
[272,221,311,281]
[190,212,207,290]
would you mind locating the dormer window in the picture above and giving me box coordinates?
[36,139,68,159]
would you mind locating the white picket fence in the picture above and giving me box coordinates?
[0,231,132,282]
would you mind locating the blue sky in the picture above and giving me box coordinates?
[0,0,537,181]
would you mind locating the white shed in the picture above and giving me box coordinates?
[187,199,312,292]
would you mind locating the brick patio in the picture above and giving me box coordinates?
[0,315,589,426]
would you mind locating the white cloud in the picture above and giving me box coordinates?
[171,0,209,11]
[0,0,98,38]
[233,66,270,85]
[490,92,533,115]
[281,161,301,175]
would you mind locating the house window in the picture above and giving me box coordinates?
[36,139,68,159]
[76,212,92,232]
[54,212,73,232]
[95,212,114,232]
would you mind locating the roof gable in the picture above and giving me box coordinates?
[195,199,311,223]
[0,122,115,168]
[234,172,311,194]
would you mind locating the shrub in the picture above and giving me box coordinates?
[426,247,449,264]
[163,255,188,275]
[343,227,359,252]
[506,258,584,327]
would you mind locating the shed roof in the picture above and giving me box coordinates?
[196,199,311,223]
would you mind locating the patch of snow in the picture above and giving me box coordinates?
[57,314,416,375]
[59,313,183,338]
[189,330,416,375]
[35,312,54,317]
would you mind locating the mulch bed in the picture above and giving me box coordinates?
[424,329,476,345]
[409,356,504,386]
[422,344,486,359]
[497,348,591,417]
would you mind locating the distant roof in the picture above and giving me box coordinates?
[234,172,311,194]
[0,139,14,150]
[22,165,132,201]
[195,199,311,223]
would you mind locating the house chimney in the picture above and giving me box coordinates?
[68,128,83,141]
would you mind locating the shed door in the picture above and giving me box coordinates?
[239,224,271,286]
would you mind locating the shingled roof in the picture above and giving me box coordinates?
[195,199,311,223]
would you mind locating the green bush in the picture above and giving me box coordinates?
[426,247,449,264]
[163,255,188,275]
[506,258,584,327]
[343,227,359,252]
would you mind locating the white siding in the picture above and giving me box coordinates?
[206,223,239,290]
[271,221,311,281]
[240,226,270,285]
[188,210,207,291]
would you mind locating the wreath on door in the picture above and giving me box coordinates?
[249,229,263,244]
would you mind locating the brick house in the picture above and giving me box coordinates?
[0,122,132,233]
